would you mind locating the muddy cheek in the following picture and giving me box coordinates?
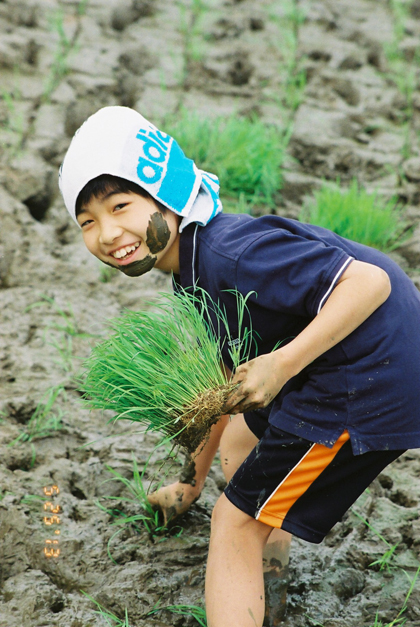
[146,211,171,254]
[119,254,157,277]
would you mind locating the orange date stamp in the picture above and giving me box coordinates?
[43,485,61,558]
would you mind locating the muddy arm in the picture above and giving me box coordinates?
[148,414,230,525]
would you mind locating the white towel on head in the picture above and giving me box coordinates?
[59,106,223,231]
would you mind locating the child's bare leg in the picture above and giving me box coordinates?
[262,531,290,626]
[206,493,273,627]
[220,415,291,625]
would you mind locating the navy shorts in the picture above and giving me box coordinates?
[224,410,405,544]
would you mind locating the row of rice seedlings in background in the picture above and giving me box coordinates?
[265,0,308,114]
[385,0,420,158]
[171,0,307,213]
[299,179,409,252]
[164,108,408,251]
[1,2,89,162]
[164,110,288,211]
[43,1,89,102]
[82,289,255,454]
[179,0,207,70]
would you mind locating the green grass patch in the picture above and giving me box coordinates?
[163,110,288,208]
[300,180,408,251]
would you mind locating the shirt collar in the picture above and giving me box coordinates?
[177,222,199,289]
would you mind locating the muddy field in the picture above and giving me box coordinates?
[1,0,420,625]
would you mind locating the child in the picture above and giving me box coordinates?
[59,106,420,627]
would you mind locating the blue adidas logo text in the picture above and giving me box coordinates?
[136,127,171,185]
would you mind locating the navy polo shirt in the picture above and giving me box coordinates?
[177,213,420,455]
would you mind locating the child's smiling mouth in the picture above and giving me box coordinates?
[110,241,141,262]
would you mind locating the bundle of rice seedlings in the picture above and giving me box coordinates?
[82,291,251,454]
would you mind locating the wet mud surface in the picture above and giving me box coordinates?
[1,0,420,625]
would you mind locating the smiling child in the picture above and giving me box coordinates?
[59,106,420,627]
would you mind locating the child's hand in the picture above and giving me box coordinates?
[223,352,292,415]
[147,481,201,526]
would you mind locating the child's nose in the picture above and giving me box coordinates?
[98,219,123,245]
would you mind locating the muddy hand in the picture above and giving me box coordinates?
[223,352,292,415]
[147,481,200,526]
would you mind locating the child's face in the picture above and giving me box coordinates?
[77,191,180,277]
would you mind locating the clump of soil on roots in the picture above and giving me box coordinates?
[176,383,235,454]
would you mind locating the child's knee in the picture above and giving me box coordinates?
[211,494,249,536]
[211,494,271,542]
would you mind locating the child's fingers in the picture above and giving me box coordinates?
[223,386,265,415]
[228,397,265,415]
[222,385,247,414]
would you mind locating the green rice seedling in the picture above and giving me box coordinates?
[368,565,420,627]
[96,455,178,558]
[82,289,254,454]
[43,10,73,100]
[304,617,324,627]
[383,0,419,158]
[179,0,207,67]
[81,592,132,627]
[352,510,399,572]
[163,111,287,207]
[25,295,78,336]
[8,385,65,446]
[222,193,253,216]
[77,0,89,16]
[43,3,86,102]
[265,0,307,116]
[300,180,408,252]
[99,502,167,563]
[99,265,119,283]
[2,87,24,134]
[1,85,26,156]
[20,493,47,506]
[369,543,400,572]
[148,602,207,626]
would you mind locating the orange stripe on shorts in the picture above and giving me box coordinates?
[256,430,350,528]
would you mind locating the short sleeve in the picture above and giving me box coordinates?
[236,228,353,319]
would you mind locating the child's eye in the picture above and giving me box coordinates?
[114,203,128,212]
[80,219,93,228]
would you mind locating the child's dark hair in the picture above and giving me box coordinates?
[75,174,167,216]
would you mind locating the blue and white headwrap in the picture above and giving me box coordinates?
[59,106,222,232]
